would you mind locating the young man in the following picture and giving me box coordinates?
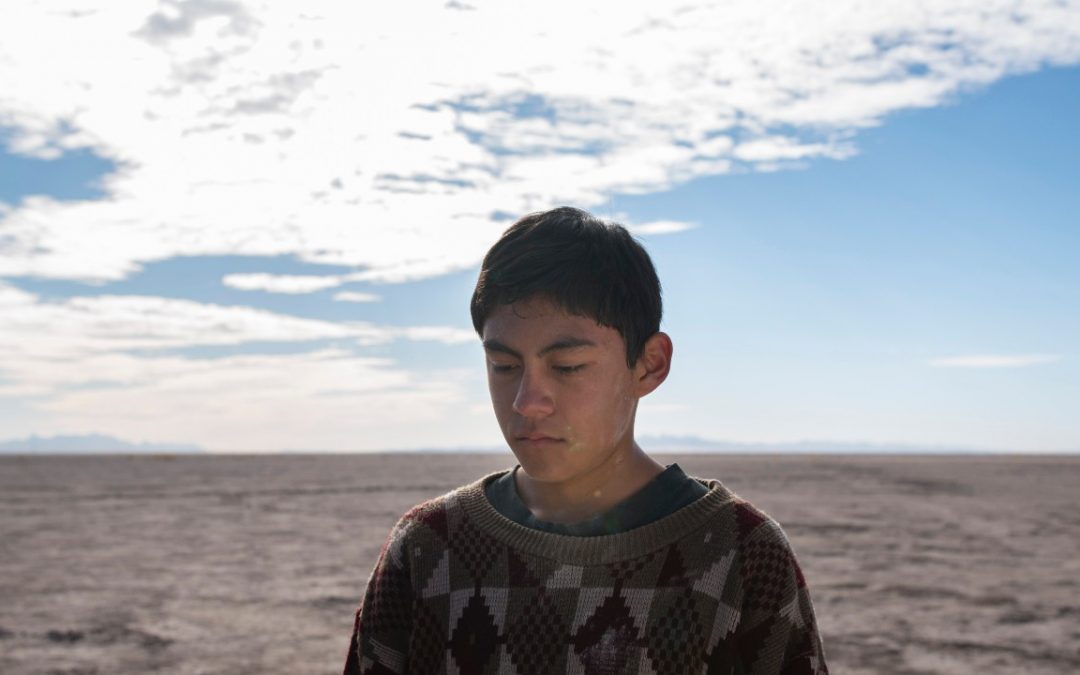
[344,207,828,674]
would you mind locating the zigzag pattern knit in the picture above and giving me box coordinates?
[343,472,827,674]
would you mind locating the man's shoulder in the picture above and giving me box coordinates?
[387,471,503,543]
[683,477,781,536]
[725,492,784,540]
[717,490,810,591]
[683,478,801,559]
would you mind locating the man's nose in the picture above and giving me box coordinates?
[512,369,555,417]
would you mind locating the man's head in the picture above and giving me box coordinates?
[472,207,672,483]
[470,207,662,368]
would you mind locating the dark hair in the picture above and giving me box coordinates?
[470,207,662,367]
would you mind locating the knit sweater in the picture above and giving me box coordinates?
[343,471,827,674]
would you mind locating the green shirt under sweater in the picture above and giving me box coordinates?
[344,470,828,674]
[484,463,710,536]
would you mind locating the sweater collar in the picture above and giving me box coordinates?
[455,470,738,566]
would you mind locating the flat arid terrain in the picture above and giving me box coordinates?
[1,453,1077,674]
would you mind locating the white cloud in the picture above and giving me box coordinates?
[333,290,381,303]
[224,273,389,298]
[0,284,382,362]
[394,326,477,345]
[628,220,698,236]
[0,281,490,450]
[0,1,1077,285]
[1,2,1078,452]
[27,349,483,451]
[222,273,346,293]
[928,354,1063,368]
[0,281,475,389]
[732,137,856,163]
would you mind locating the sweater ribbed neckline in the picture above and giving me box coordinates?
[457,470,738,567]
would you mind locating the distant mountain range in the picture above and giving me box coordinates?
[0,432,1037,454]
[0,434,204,454]
[375,435,1009,454]
[637,434,998,454]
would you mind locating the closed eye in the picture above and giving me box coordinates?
[490,363,518,373]
[553,364,586,374]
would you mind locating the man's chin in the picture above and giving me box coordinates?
[512,455,585,486]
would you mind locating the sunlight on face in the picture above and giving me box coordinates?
[481,296,640,484]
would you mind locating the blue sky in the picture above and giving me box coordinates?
[630,67,1080,452]
[1,2,1078,452]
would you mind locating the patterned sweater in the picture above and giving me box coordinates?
[343,471,827,674]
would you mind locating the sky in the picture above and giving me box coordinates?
[1,0,1078,453]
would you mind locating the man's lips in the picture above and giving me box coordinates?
[515,434,564,442]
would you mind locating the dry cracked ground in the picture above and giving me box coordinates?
[1,453,1077,674]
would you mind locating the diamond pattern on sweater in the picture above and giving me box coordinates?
[608,550,658,584]
[655,544,688,587]
[344,476,829,675]
[572,592,641,674]
[364,555,410,638]
[570,586,614,632]
[449,590,499,672]
[741,535,790,614]
[409,601,445,673]
[736,617,777,670]
[448,514,500,579]
[506,589,568,674]
[421,549,450,599]
[692,550,736,602]
[507,549,540,587]
[645,588,709,675]
[621,587,656,632]
[705,631,740,675]
[547,563,584,589]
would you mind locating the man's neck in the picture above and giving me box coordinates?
[513,442,665,524]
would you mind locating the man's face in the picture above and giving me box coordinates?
[481,296,641,484]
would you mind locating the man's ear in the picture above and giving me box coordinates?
[633,331,672,397]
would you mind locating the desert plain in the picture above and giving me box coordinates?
[0,453,1077,674]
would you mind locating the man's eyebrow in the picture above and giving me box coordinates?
[482,339,520,358]
[482,336,597,358]
[537,337,596,357]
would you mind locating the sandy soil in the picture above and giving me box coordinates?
[1,453,1077,674]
